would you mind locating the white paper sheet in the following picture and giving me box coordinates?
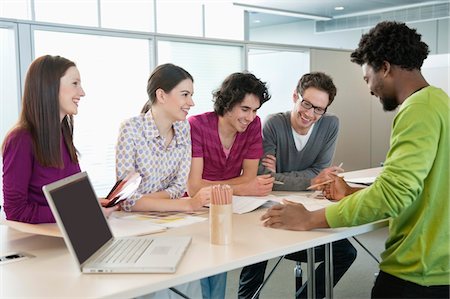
[345,176,376,185]
[118,213,207,228]
[2,217,166,238]
[232,195,282,214]
[278,194,337,211]
[231,193,337,214]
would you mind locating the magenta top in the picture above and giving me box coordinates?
[2,129,80,223]
[189,112,263,181]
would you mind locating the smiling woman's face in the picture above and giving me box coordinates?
[59,66,85,121]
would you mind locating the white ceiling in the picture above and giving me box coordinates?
[233,0,450,27]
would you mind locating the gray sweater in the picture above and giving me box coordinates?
[258,111,339,191]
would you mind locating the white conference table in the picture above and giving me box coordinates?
[0,167,387,299]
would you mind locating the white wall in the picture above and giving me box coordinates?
[251,18,449,54]
[247,49,310,123]
[422,53,450,94]
[251,20,362,50]
[310,49,396,171]
[252,18,449,171]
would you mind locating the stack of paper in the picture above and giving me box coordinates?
[115,210,208,228]
[345,176,376,186]
[232,193,337,214]
[1,218,165,238]
[232,195,281,214]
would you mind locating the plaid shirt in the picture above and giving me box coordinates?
[116,111,191,211]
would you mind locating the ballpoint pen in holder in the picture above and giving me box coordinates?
[210,184,233,245]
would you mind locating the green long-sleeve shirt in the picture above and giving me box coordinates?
[326,86,450,286]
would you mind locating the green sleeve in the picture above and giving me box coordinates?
[326,101,440,227]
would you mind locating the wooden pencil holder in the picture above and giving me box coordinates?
[210,204,233,245]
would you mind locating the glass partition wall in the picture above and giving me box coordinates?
[0,2,310,197]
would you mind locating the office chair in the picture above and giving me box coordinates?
[285,237,381,299]
[285,256,306,299]
[250,256,306,299]
[293,260,306,298]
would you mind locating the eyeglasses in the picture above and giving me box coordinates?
[299,99,327,115]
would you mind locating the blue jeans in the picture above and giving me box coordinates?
[238,239,357,299]
[201,272,227,299]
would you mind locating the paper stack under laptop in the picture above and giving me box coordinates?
[2,216,165,238]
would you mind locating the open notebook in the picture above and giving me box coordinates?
[42,172,191,273]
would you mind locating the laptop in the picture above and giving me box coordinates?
[43,171,191,273]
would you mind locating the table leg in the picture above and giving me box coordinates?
[251,255,285,299]
[325,242,334,298]
[306,247,316,299]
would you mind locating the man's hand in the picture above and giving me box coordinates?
[310,164,345,190]
[241,174,274,196]
[261,199,328,230]
[323,174,355,201]
[261,154,276,173]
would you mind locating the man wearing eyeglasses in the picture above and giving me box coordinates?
[259,72,342,191]
[238,72,357,299]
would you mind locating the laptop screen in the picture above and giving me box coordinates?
[49,174,113,264]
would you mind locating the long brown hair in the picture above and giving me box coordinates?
[3,55,78,168]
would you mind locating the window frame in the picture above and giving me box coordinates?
[0,16,315,196]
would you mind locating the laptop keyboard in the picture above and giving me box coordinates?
[93,238,153,264]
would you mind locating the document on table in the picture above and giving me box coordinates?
[1,218,166,238]
[107,217,166,237]
[232,193,338,214]
[278,194,337,211]
[345,176,376,185]
[232,195,282,214]
[116,210,208,228]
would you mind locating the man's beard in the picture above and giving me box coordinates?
[380,96,399,111]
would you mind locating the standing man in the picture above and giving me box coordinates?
[239,72,356,299]
[262,21,449,299]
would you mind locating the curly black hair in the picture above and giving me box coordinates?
[213,72,271,116]
[350,21,429,71]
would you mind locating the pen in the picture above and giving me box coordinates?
[306,179,334,190]
[265,169,284,185]
[337,162,344,169]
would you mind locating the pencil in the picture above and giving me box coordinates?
[306,179,334,190]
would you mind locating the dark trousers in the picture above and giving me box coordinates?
[238,238,357,299]
[372,271,450,299]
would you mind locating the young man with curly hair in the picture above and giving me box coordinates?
[188,72,273,299]
[262,21,449,298]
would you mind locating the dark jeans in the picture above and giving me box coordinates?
[372,271,450,298]
[238,238,357,299]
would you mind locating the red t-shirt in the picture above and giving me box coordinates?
[188,112,263,181]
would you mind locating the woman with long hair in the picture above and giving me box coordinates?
[116,63,210,213]
[2,55,117,223]
[115,63,209,299]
